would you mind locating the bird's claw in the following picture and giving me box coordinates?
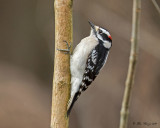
[57,40,71,54]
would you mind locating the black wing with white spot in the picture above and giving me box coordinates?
[67,43,109,116]
[80,43,109,94]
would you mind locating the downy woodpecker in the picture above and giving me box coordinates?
[58,21,112,116]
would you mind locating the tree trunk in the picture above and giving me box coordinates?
[50,0,73,128]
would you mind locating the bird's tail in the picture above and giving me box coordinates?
[67,92,79,116]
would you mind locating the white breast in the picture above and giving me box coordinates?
[70,35,98,97]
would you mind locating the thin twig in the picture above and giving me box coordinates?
[151,0,160,14]
[119,0,141,128]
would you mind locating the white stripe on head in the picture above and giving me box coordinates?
[101,28,110,36]
[97,34,103,40]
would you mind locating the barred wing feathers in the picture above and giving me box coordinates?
[67,44,109,116]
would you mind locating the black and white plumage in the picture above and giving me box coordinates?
[67,21,112,116]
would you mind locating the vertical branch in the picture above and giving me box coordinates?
[119,0,141,128]
[151,0,160,14]
[50,0,73,128]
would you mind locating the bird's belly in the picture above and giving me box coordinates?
[70,52,87,96]
[70,52,87,79]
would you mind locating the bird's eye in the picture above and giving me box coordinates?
[99,30,102,34]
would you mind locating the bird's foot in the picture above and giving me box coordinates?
[57,40,71,54]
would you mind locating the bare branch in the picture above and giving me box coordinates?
[119,0,141,128]
[151,0,160,14]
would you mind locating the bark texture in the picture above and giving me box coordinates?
[119,0,141,128]
[50,0,73,128]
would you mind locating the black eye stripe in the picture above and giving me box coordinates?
[97,28,112,42]
[101,33,107,39]
[101,33,112,41]
[102,33,107,36]
[99,29,102,34]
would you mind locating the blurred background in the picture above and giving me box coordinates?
[0,0,160,128]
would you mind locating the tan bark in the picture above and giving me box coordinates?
[119,0,141,128]
[50,0,73,128]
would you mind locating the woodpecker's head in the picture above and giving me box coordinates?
[89,21,112,49]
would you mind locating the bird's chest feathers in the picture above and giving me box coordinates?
[71,36,98,76]
[73,36,98,64]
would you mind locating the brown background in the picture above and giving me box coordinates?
[0,0,160,128]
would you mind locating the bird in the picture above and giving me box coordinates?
[58,21,112,116]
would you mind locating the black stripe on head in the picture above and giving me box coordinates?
[98,27,112,42]
[101,33,112,42]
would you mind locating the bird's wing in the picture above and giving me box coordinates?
[67,45,109,116]
[79,45,109,92]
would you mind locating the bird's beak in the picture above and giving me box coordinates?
[88,21,95,30]
[88,21,99,34]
